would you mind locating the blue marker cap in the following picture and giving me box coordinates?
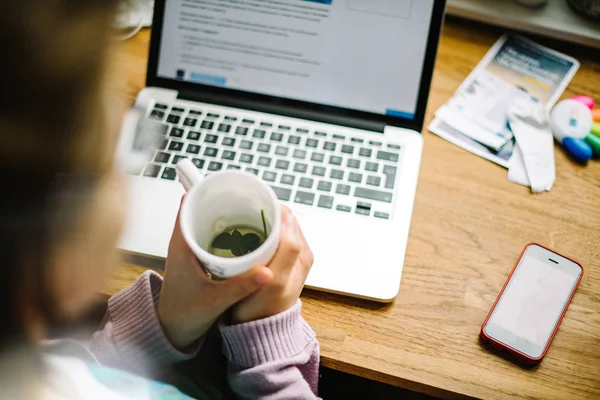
[563,137,593,163]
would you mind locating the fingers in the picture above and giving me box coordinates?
[269,207,301,273]
[221,266,273,303]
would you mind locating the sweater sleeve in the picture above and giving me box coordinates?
[219,301,321,399]
[89,270,202,375]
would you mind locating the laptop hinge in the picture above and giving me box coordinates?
[178,90,386,133]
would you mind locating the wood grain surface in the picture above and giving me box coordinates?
[104,18,600,399]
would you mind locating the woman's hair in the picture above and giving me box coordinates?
[0,0,119,346]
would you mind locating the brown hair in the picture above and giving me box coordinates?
[0,0,119,347]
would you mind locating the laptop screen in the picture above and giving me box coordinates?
[156,0,436,122]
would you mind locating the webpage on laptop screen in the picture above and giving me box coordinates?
[157,0,435,120]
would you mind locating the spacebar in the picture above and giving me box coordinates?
[354,187,393,203]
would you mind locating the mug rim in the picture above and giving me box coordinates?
[179,169,281,273]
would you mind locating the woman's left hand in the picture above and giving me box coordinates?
[157,200,273,349]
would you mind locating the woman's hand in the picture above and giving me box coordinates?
[157,201,274,349]
[231,206,314,324]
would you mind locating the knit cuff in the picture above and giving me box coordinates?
[107,270,202,365]
[219,301,316,368]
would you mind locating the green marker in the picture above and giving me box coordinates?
[591,122,600,139]
[586,133,600,158]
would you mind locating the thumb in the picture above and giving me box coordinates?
[221,266,273,303]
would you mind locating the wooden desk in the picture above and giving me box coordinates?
[107,19,600,400]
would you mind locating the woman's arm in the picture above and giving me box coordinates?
[220,301,320,400]
[89,270,201,375]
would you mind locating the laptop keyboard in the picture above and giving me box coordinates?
[137,102,404,220]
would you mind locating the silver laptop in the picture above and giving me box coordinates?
[117,0,446,302]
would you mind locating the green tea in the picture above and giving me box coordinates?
[208,225,266,258]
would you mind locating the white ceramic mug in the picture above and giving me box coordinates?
[176,159,281,278]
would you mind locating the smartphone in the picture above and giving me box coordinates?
[480,243,583,364]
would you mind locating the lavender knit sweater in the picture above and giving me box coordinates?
[89,270,320,399]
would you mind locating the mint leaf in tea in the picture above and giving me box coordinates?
[209,210,269,258]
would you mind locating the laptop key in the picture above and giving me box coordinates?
[270,186,292,201]
[186,144,201,154]
[299,177,314,189]
[172,155,187,164]
[143,164,161,177]
[275,146,289,156]
[323,141,336,151]
[207,113,220,118]
[253,129,266,139]
[311,152,325,162]
[306,138,318,148]
[246,168,259,175]
[356,207,370,216]
[315,131,327,137]
[296,128,309,134]
[336,184,351,195]
[205,134,218,143]
[294,163,308,173]
[154,151,170,163]
[342,145,355,154]
[317,181,332,192]
[218,124,231,133]
[367,176,381,187]
[168,141,183,151]
[240,140,253,150]
[329,155,342,166]
[172,107,185,113]
[276,160,290,170]
[258,156,272,167]
[354,187,393,203]
[235,127,249,136]
[204,147,218,157]
[312,166,326,177]
[365,162,379,172]
[348,173,362,183]
[288,135,301,145]
[318,195,334,209]
[336,205,351,212]
[278,125,291,131]
[170,128,184,138]
[222,151,236,160]
[224,116,237,122]
[374,212,390,220]
[200,120,214,129]
[333,134,345,140]
[347,159,361,169]
[227,165,241,170]
[183,118,197,127]
[208,161,223,171]
[383,165,397,189]
[239,154,253,164]
[187,131,201,141]
[351,137,364,143]
[222,137,236,147]
[260,122,273,127]
[369,141,382,147]
[258,143,271,153]
[188,109,202,115]
[377,150,399,162]
[270,132,283,142]
[359,148,372,157]
[166,115,180,124]
[330,169,344,180]
[263,171,277,182]
[158,138,168,150]
[150,110,165,120]
[280,174,295,186]
[293,149,307,159]
[192,158,205,169]
[161,167,177,180]
[294,191,315,206]
[388,144,401,150]
[154,103,168,110]
[242,118,254,124]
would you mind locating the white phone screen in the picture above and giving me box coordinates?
[487,249,580,351]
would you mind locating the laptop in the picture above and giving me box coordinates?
[117,0,446,302]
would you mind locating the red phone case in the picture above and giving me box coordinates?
[480,243,584,364]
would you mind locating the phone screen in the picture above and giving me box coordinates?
[485,245,581,357]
